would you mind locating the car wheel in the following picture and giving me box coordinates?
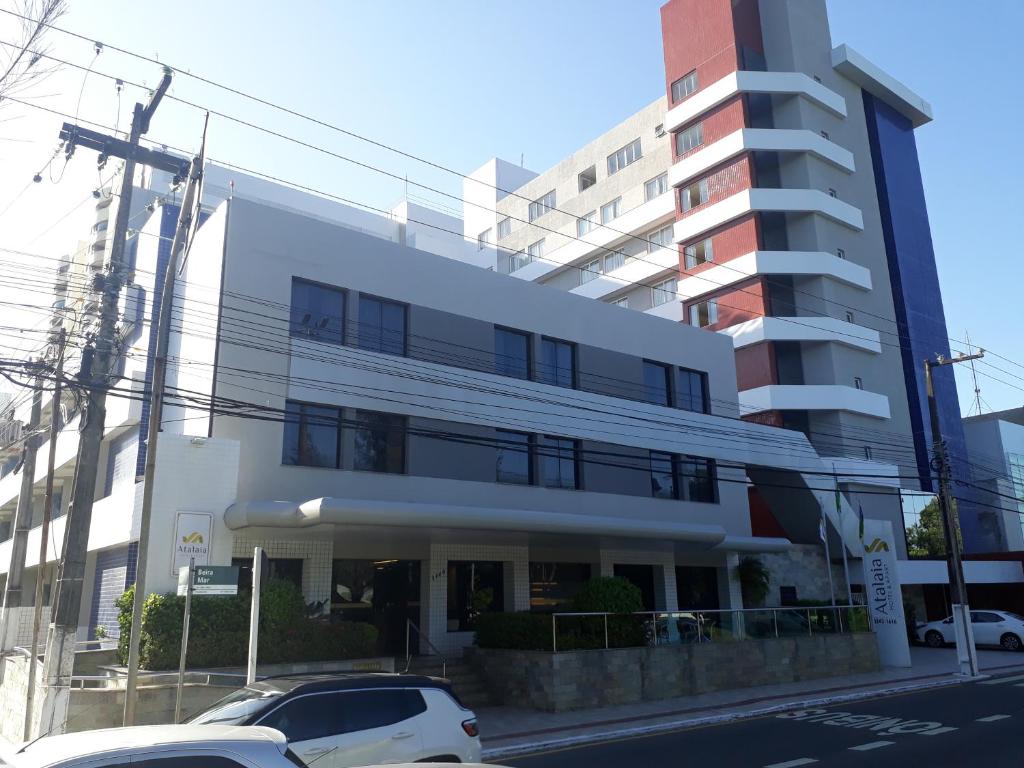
[1000,633,1022,652]
[925,630,945,648]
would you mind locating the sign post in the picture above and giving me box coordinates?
[174,558,195,724]
[247,547,267,685]
[861,519,911,667]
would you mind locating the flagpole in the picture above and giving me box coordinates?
[820,502,836,607]
[834,463,853,606]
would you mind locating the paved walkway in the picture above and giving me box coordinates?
[478,647,1024,753]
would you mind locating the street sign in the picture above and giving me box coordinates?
[177,565,239,596]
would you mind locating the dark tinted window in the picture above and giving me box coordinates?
[496,430,532,484]
[538,338,575,388]
[282,401,340,468]
[680,457,716,503]
[495,328,530,379]
[259,693,341,741]
[358,295,406,355]
[972,612,1003,623]
[678,368,708,413]
[353,410,406,473]
[642,361,672,406]
[290,279,345,344]
[650,452,676,499]
[344,689,427,731]
[134,758,249,768]
[538,436,577,489]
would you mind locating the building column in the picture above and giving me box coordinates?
[719,552,745,639]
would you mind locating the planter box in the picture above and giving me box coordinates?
[468,634,880,712]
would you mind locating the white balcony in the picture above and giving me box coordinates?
[720,316,882,354]
[823,456,901,489]
[677,250,872,301]
[740,384,891,420]
[669,129,855,189]
[673,188,864,244]
[571,246,678,300]
[664,70,847,134]
[508,192,675,283]
[644,298,684,322]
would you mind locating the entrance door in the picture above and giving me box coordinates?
[676,566,720,610]
[332,559,421,655]
[614,563,656,611]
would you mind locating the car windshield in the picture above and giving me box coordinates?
[185,686,281,725]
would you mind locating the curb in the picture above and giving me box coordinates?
[481,675,967,761]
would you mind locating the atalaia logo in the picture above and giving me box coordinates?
[181,532,204,545]
[864,537,890,553]
[178,530,208,555]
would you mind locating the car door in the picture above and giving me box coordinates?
[970,611,999,645]
[329,689,426,767]
[257,692,346,767]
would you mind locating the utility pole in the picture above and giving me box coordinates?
[0,367,43,649]
[39,69,178,735]
[925,350,983,678]
[124,119,207,726]
[24,329,65,740]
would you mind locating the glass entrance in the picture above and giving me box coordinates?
[614,563,656,611]
[331,559,421,655]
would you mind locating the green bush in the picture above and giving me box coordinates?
[475,612,551,650]
[115,580,378,671]
[571,576,643,614]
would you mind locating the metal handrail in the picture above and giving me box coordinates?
[404,619,446,678]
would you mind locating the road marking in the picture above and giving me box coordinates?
[977,714,1012,722]
[849,741,894,751]
[919,726,958,735]
[980,673,1024,685]
[764,760,819,768]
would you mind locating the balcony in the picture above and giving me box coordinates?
[720,316,882,355]
[669,128,855,189]
[664,70,847,134]
[673,188,864,244]
[570,245,678,300]
[644,296,684,322]
[502,191,675,283]
[677,250,872,301]
[739,384,891,420]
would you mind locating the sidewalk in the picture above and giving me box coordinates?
[478,647,1024,759]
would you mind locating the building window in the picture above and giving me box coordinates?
[836,248,846,259]
[604,250,631,273]
[508,250,531,272]
[290,278,345,344]
[650,451,677,499]
[358,295,406,356]
[477,228,492,250]
[846,311,855,324]
[530,562,592,612]
[827,188,838,198]
[494,327,530,379]
[681,178,709,211]
[651,277,676,307]
[854,376,864,390]
[527,238,545,262]
[538,337,575,388]
[820,130,830,140]
[675,122,703,155]
[528,189,556,222]
[678,368,708,413]
[644,173,668,202]
[613,296,629,309]
[577,210,597,237]
[353,410,406,473]
[642,361,672,406]
[647,224,674,253]
[607,138,642,175]
[497,217,511,239]
[578,166,597,192]
[679,456,716,502]
[496,430,532,485]
[282,401,340,468]
[448,561,504,632]
[538,436,578,489]
[684,238,714,269]
[863,446,873,460]
[689,299,718,327]
[600,197,621,224]
[579,258,601,285]
[671,70,698,103]
[654,124,666,138]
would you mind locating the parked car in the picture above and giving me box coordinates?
[918,610,1024,651]
[2,724,300,768]
[187,673,481,766]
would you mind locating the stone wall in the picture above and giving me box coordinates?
[758,544,851,607]
[469,633,880,712]
[65,683,234,733]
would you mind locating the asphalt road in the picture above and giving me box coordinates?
[502,670,1024,767]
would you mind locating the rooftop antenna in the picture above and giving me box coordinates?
[520,153,524,168]
[964,330,990,416]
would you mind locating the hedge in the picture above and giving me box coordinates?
[115,579,378,671]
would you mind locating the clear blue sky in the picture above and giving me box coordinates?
[1,0,1021,413]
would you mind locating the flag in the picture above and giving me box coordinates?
[819,515,826,542]
[858,503,865,542]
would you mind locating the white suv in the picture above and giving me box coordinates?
[187,673,481,766]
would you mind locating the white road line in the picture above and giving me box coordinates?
[980,673,1024,685]
[920,726,958,735]
[977,714,1012,722]
[764,760,819,768]
[848,741,895,751]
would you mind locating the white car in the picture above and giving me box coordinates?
[918,609,1024,651]
[187,673,481,766]
[2,724,299,768]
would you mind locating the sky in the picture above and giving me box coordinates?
[0,0,1022,417]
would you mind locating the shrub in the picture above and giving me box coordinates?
[571,577,643,614]
[475,612,551,650]
[115,580,378,670]
[737,557,770,607]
